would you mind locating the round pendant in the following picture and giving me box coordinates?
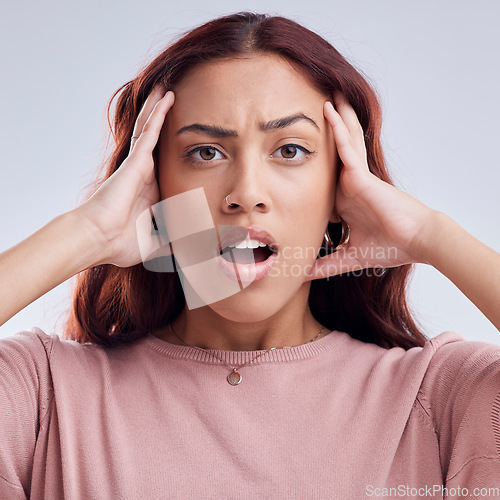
[227,371,242,386]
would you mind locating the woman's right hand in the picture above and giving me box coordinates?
[76,87,175,268]
[0,87,174,326]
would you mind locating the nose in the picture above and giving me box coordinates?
[221,157,270,214]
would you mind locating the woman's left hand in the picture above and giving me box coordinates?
[307,92,437,280]
[306,92,500,332]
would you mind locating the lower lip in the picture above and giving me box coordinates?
[216,251,277,284]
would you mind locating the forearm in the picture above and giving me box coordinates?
[0,210,103,326]
[419,211,500,331]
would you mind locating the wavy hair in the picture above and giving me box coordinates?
[64,12,426,349]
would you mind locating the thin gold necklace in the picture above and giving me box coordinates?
[168,323,326,386]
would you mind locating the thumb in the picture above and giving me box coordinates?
[305,248,365,281]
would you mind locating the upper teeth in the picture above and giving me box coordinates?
[228,238,268,249]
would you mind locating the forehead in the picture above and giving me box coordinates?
[167,54,328,128]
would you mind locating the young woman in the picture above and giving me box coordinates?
[1,12,499,499]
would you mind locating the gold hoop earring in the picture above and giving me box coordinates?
[324,217,350,252]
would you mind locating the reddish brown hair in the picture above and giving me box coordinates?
[65,12,426,349]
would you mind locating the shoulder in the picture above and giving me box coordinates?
[416,332,500,481]
[332,330,500,410]
[0,328,152,413]
[0,328,87,405]
[0,327,145,377]
[419,330,500,409]
[342,330,500,482]
[418,331,500,410]
[0,328,61,472]
[333,330,465,383]
[0,327,56,377]
[1,327,104,363]
[423,330,500,361]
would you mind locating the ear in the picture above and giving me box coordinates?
[329,208,342,224]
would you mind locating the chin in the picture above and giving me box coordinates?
[206,277,309,323]
[208,291,283,323]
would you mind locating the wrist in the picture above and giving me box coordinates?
[63,208,110,270]
[411,210,457,266]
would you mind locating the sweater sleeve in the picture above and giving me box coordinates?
[417,332,500,492]
[0,329,54,498]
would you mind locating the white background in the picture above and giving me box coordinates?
[0,0,498,343]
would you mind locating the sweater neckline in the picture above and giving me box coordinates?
[143,329,341,365]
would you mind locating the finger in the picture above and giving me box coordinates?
[324,101,367,172]
[333,92,368,163]
[130,85,168,153]
[132,91,175,155]
[333,91,364,139]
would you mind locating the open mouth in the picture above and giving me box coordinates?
[220,240,277,264]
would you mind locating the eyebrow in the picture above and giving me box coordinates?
[176,123,237,138]
[176,113,320,137]
[261,114,320,132]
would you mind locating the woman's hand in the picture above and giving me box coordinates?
[75,86,175,267]
[0,86,175,326]
[306,92,500,331]
[307,92,436,280]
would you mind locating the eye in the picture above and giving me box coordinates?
[272,144,313,161]
[185,146,224,162]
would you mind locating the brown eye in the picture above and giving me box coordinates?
[272,144,312,163]
[199,147,217,160]
[186,146,223,163]
[280,145,297,158]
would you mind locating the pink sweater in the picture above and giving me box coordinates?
[1,328,499,499]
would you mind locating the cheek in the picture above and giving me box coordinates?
[157,138,174,198]
[157,128,197,198]
[278,161,337,261]
[157,143,196,199]
[284,160,336,219]
[316,152,338,218]
[157,155,225,220]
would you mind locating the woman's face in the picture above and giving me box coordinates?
[157,54,337,322]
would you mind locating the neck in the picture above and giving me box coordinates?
[153,291,325,351]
